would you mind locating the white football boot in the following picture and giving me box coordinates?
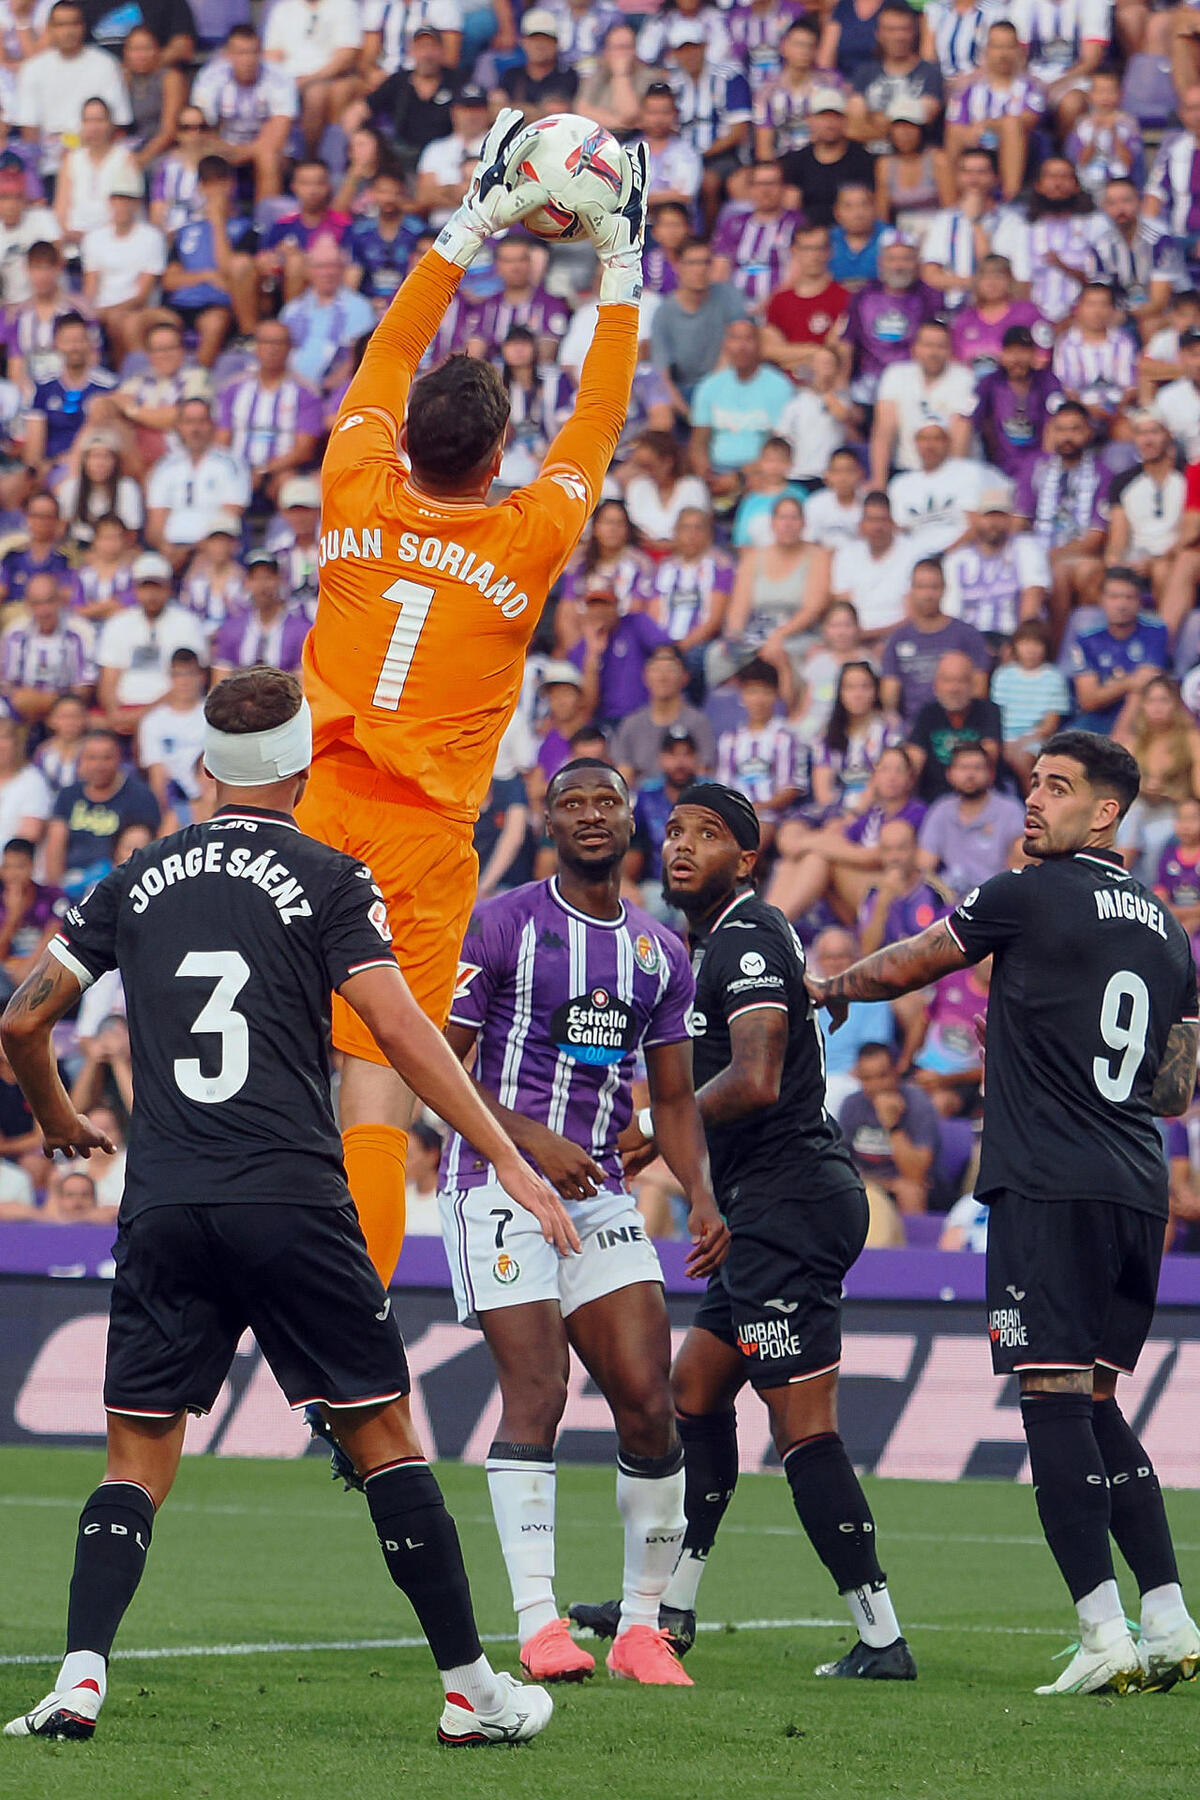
[5,1680,103,1740]
[437,1671,553,1746]
[1036,1630,1143,1696]
[1138,1615,1200,1693]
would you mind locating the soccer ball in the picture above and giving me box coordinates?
[504,113,629,243]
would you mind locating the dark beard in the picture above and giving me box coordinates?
[663,866,736,920]
[1033,194,1080,216]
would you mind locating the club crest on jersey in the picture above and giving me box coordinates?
[493,1253,520,1284]
[565,128,624,196]
[633,933,660,974]
[550,989,638,1065]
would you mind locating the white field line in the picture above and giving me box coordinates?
[0,1615,1076,1669]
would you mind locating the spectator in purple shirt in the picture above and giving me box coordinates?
[973,324,1063,483]
[916,740,1026,898]
[0,495,75,607]
[841,234,941,397]
[460,236,573,360]
[0,834,65,993]
[0,572,94,724]
[709,161,802,311]
[857,816,950,952]
[214,318,323,504]
[568,582,670,728]
[530,660,592,805]
[210,549,310,676]
[879,557,991,729]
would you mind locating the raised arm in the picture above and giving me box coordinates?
[1151,1019,1200,1118]
[806,917,972,1031]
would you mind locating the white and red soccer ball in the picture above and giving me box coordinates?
[503,113,631,242]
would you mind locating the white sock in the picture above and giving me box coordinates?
[1076,1578,1127,1649]
[845,1582,902,1650]
[440,1654,503,1713]
[663,1548,708,1612]
[485,1447,558,1646]
[616,1454,685,1634]
[1140,1582,1190,1638]
[56,1650,106,1700]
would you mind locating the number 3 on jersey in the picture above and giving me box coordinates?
[174,950,251,1104]
[372,575,436,710]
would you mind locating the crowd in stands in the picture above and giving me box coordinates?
[1,0,1200,1248]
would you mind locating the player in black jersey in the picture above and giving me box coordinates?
[1,668,580,1750]
[571,782,916,1681]
[807,731,1200,1697]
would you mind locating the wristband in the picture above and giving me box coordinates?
[598,252,643,308]
[433,206,485,270]
[637,1106,654,1141]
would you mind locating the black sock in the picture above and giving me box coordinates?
[782,1433,885,1592]
[677,1410,738,1560]
[1092,1397,1179,1593]
[1021,1394,1114,1603]
[65,1480,155,1659]
[366,1460,483,1671]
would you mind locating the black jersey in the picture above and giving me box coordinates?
[50,804,398,1218]
[948,849,1199,1217]
[689,888,859,1203]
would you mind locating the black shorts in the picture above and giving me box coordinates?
[984,1191,1166,1377]
[104,1202,410,1417]
[692,1181,869,1389]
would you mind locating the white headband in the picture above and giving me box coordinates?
[204,699,313,787]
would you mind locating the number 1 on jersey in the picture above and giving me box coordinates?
[372,575,436,710]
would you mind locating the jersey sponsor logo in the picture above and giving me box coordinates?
[595,1223,646,1249]
[739,951,766,978]
[454,960,482,1001]
[763,1298,798,1314]
[633,932,660,975]
[338,413,365,432]
[368,899,392,942]
[987,1306,1027,1349]
[686,1007,707,1036]
[1093,886,1169,939]
[959,887,980,912]
[550,989,638,1064]
[1005,1284,1026,1303]
[737,1318,805,1360]
[493,1252,521,1284]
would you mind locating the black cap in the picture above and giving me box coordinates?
[662,723,697,750]
[246,547,280,568]
[1182,328,1200,349]
[674,782,761,850]
[1002,325,1036,349]
[0,150,24,176]
[455,82,488,105]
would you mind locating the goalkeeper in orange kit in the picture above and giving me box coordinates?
[298,112,647,1350]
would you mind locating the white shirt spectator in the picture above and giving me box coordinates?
[1109,464,1187,560]
[887,458,988,557]
[146,447,251,546]
[1010,0,1111,85]
[830,537,916,634]
[646,135,704,202]
[82,219,167,310]
[14,45,131,172]
[777,387,849,482]
[1154,377,1200,462]
[416,130,485,227]
[138,698,207,797]
[624,472,711,542]
[0,762,52,843]
[0,204,61,305]
[803,488,863,550]
[96,603,208,708]
[558,292,661,374]
[876,357,978,471]
[191,57,298,144]
[264,0,363,81]
[60,143,141,238]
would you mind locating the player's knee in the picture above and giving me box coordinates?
[614,1388,676,1461]
[499,1366,568,1441]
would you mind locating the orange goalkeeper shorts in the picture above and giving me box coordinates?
[297,749,479,1064]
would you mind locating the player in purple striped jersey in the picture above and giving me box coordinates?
[438,757,727,1690]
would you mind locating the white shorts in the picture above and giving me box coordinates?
[438,1182,664,1325]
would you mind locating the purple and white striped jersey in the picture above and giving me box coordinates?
[753,74,842,156]
[1024,215,1108,323]
[1146,132,1200,239]
[192,57,296,144]
[180,564,247,630]
[151,154,202,234]
[724,0,806,90]
[75,562,135,615]
[1011,0,1112,82]
[710,202,800,307]
[941,534,1051,636]
[546,0,622,70]
[461,284,572,354]
[944,73,1045,126]
[716,719,798,817]
[652,548,735,641]
[215,374,324,470]
[0,621,93,691]
[924,0,1005,79]
[561,547,656,612]
[440,878,694,1192]
[364,0,462,75]
[1052,325,1136,409]
[3,299,99,389]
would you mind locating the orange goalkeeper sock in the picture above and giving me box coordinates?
[343,1124,409,1286]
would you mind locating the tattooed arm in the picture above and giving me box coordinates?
[0,950,115,1157]
[1150,1020,1200,1118]
[805,919,973,1031]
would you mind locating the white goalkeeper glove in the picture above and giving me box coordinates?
[435,107,552,268]
[574,140,648,307]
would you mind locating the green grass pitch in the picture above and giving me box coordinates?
[0,1448,1196,1800]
